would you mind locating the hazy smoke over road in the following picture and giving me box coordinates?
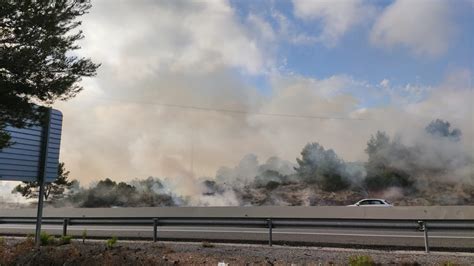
[38,118,471,207]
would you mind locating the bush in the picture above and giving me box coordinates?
[106,236,118,248]
[60,235,73,245]
[349,255,375,266]
[320,173,350,192]
[265,181,280,190]
[40,232,55,246]
[364,168,413,191]
[39,232,73,246]
[201,241,215,248]
[48,235,57,245]
[82,229,87,243]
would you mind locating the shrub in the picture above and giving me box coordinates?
[39,231,54,246]
[39,232,73,246]
[106,236,118,248]
[320,173,350,192]
[364,168,413,191]
[60,235,73,245]
[349,255,375,266]
[201,241,215,248]
[47,235,57,245]
[265,181,280,191]
[82,229,87,243]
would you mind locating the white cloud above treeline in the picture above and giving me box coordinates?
[292,0,375,46]
[81,0,268,76]
[370,0,456,56]
[291,0,464,56]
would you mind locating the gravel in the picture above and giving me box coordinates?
[1,237,473,265]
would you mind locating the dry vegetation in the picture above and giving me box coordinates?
[0,237,472,265]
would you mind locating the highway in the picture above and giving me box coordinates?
[1,207,473,250]
[1,224,473,250]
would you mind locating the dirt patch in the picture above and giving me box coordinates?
[0,237,473,265]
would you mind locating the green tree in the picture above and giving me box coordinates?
[364,131,391,177]
[0,0,99,148]
[0,124,10,148]
[425,119,461,141]
[364,131,413,191]
[295,142,350,191]
[12,162,76,201]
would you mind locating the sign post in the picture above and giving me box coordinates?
[0,108,63,246]
[34,108,51,246]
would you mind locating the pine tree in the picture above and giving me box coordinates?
[13,162,76,201]
[0,0,99,148]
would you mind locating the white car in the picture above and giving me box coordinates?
[348,199,393,207]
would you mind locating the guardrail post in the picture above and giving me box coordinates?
[62,218,69,236]
[267,219,273,247]
[153,218,158,242]
[423,221,429,253]
[418,220,429,253]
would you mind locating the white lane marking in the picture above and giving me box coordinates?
[2,226,473,239]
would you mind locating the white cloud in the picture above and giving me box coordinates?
[371,0,456,56]
[380,79,390,88]
[79,0,267,76]
[247,13,276,42]
[292,0,375,46]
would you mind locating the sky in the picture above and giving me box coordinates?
[1,0,473,196]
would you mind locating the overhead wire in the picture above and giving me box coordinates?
[91,96,370,121]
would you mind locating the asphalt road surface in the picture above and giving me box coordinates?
[1,224,473,250]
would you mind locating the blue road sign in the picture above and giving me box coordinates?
[0,109,62,183]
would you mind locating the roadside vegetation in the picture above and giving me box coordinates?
[82,229,87,244]
[201,241,215,248]
[349,255,376,266]
[106,236,118,249]
[39,232,73,246]
[0,237,469,265]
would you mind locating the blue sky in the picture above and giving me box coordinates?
[230,0,473,95]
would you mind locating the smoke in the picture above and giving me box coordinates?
[0,181,29,208]
[42,0,472,189]
[364,120,473,188]
[2,121,473,207]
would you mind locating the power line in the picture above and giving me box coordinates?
[93,96,370,121]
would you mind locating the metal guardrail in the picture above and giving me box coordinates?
[1,217,473,253]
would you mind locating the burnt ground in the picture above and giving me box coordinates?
[1,237,473,265]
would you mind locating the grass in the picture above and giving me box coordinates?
[39,232,74,246]
[348,255,375,266]
[82,229,87,243]
[40,232,54,246]
[59,235,73,245]
[442,262,459,266]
